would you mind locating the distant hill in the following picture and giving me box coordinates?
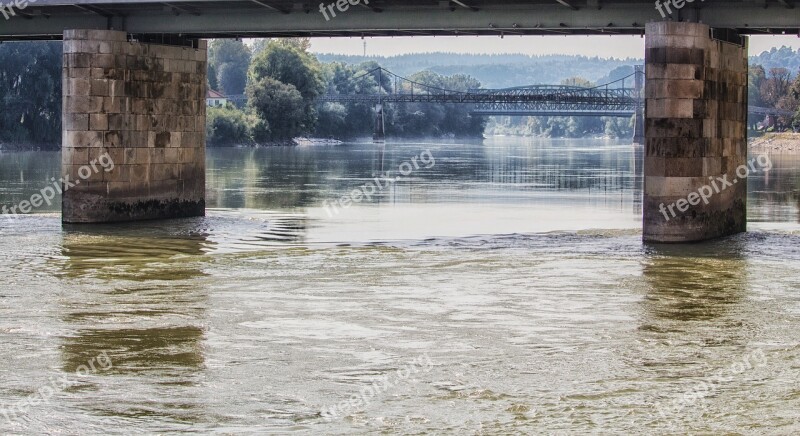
[315,53,641,88]
[750,46,800,74]
[317,47,799,89]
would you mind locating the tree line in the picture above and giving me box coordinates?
[0,41,62,150]
[206,38,485,146]
[748,65,800,130]
[0,40,798,150]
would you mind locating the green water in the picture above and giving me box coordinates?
[0,138,799,433]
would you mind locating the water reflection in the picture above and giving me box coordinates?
[56,224,210,424]
[0,139,798,433]
[61,327,205,374]
[748,152,800,223]
[0,151,61,212]
[59,220,212,280]
[205,139,643,214]
[640,240,748,323]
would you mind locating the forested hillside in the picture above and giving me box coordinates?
[316,53,640,88]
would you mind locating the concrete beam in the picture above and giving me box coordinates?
[1,1,798,39]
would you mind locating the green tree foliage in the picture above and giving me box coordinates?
[207,63,219,92]
[315,102,348,138]
[0,41,62,149]
[390,71,485,138]
[208,39,251,95]
[314,62,486,139]
[760,67,792,108]
[247,39,324,141]
[786,69,800,128]
[321,61,385,138]
[217,62,248,97]
[206,105,255,146]
[749,65,798,129]
[748,64,766,107]
[247,77,305,142]
[251,38,271,57]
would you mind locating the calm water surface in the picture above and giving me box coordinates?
[1,138,799,434]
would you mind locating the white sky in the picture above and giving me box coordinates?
[309,35,800,58]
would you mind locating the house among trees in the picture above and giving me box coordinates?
[206,90,228,107]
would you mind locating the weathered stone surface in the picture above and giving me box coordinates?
[62,29,207,223]
[643,22,747,243]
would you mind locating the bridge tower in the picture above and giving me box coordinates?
[642,22,748,242]
[373,103,386,143]
[373,67,386,143]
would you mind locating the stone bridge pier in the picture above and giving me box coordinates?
[643,22,748,243]
[62,30,206,223]
[59,25,750,243]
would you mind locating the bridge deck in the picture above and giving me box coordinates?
[0,0,797,40]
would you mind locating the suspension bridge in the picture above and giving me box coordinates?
[315,66,793,142]
[317,67,645,118]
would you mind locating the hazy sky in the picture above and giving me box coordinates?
[309,35,800,58]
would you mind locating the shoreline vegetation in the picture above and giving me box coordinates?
[749,132,800,152]
[0,41,798,149]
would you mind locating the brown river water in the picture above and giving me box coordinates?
[1,138,799,434]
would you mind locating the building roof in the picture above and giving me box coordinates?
[207,90,226,99]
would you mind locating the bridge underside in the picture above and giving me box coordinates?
[1,0,797,40]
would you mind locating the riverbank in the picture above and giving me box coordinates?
[750,133,800,152]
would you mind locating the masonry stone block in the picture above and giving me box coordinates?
[643,22,747,242]
[62,29,207,223]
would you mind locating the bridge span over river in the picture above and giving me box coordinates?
[316,66,793,142]
[0,0,796,243]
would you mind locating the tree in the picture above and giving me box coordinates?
[559,77,603,137]
[217,62,248,97]
[208,39,252,95]
[249,40,323,101]
[561,76,594,88]
[759,67,792,107]
[248,40,324,136]
[206,105,254,146]
[748,64,766,107]
[0,41,62,149]
[207,63,219,92]
[250,38,271,57]
[315,102,348,138]
[246,77,305,142]
[785,68,800,129]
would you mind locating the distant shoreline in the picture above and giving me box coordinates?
[749,133,800,153]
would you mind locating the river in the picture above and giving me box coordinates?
[1,137,799,434]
